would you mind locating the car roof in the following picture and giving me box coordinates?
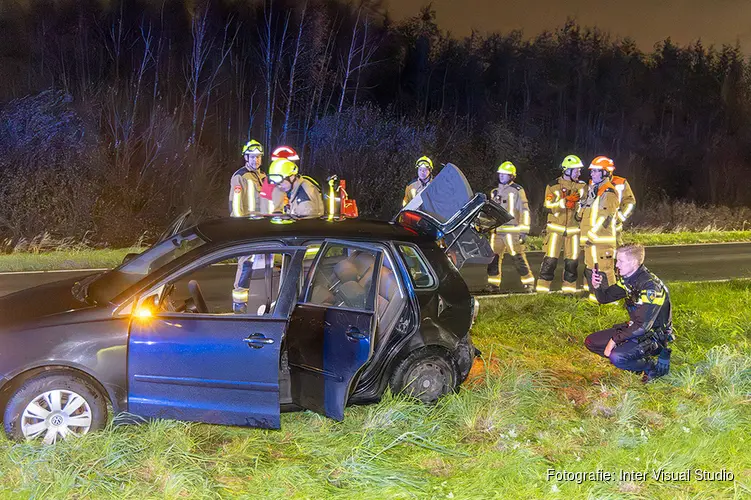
[194,216,435,245]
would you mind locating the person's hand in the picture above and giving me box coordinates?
[604,338,616,357]
[654,348,671,376]
[591,268,603,289]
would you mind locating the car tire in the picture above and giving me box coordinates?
[3,371,108,444]
[389,347,457,403]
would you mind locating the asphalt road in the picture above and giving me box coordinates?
[1,242,750,298]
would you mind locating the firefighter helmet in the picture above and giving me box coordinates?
[589,155,615,173]
[497,161,517,176]
[271,145,300,161]
[561,154,584,170]
[415,156,433,170]
[242,139,263,156]
[267,159,299,184]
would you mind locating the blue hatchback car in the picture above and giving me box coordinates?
[0,194,509,444]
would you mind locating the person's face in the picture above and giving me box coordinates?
[498,173,513,184]
[590,169,604,184]
[245,153,262,170]
[417,166,431,181]
[567,168,581,181]
[615,251,640,277]
[279,177,293,192]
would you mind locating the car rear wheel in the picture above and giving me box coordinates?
[389,347,457,403]
[3,372,108,444]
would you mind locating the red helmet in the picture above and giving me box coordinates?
[271,145,300,161]
[588,155,615,173]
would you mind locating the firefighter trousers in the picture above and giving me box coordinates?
[488,232,534,287]
[537,231,580,293]
[582,241,616,302]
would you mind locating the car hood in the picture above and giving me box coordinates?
[0,275,94,328]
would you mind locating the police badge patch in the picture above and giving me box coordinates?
[645,289,657,303]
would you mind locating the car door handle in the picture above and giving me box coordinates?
[345,327,367,340]
[243,333,274,349]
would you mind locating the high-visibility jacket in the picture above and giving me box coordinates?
[490,183,531,234]
[612,175,636,225]
[286,177,325,217]
[543,176,586,235]
[578,180,618,245]
[593,265,672,343]
[403,178,431,206]
[229,167,276,217]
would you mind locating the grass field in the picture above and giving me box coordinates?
[0,280,748,498]
[1,231,749,273]
[523,230,751,251]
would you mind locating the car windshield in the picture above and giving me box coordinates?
[87,232,206,304]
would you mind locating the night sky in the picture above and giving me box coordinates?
[389,0,751,51]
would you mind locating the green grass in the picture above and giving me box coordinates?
[524,230,751,251]
[1,280,749,498]
[0,248,141,272]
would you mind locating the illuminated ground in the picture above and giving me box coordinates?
[0,280,748,498]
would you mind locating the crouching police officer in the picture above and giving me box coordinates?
[584,244,674,382]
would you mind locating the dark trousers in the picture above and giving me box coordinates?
[584,327,653,374]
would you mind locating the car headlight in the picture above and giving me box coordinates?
[470,297,480,327]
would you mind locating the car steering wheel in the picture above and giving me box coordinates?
[187,280,209,313]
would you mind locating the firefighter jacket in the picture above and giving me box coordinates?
[594,265,672,343]
[543,176,586,235]
[578,180,618,245]
[403,178,431,206]
[286,177,325,217]
[612,176,636,225]
[229,167,275,217]
[490,183,531,234]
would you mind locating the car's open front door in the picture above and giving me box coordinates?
[285,240,382,421]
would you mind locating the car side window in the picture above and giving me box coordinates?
[149,251,289,316]
[398,244,435,288]
[304,244,378,311]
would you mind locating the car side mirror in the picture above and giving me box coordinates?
[134,294,159,319]
[122,252,139,264]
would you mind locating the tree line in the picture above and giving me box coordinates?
[0,0,749,245]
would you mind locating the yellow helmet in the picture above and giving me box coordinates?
[497,161,517,176]
[415,156,433,170]
[242,139,263,156]
[268,159,299,184]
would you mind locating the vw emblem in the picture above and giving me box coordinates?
[50,415,64,426]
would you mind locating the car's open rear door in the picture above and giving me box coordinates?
[285,240,382,420]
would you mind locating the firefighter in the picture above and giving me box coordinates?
[229,140,276,313]
[403,156,433,206]
[578,155,619,302]
[536,155,587,293]
[584,244,673,382]
[611,170,636,243]
[487,161,535,291]
[267,158,325,216]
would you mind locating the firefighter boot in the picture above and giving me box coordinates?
[536,256,558,293]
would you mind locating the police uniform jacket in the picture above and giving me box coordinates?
[594,265,672,343]
[490,183,531,234]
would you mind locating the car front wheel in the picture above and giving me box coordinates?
[3,372,108,444]
[389,347,457,403]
